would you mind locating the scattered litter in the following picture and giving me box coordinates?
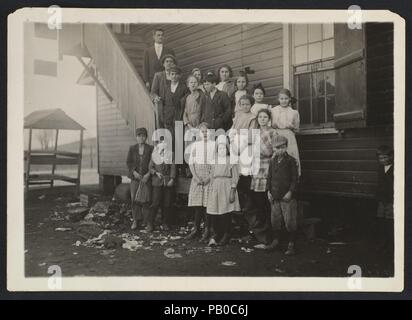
[75,241,81,247]
[150,240,168,246]
[208,238,217,247]
[66,207,89,222]
[274,267,286,274]
[169,236,182,241]
[221,261,237,266]
[55,227,72,232]
[66,202,82,207]
[38,195,46,200]
[163,248,182,259]
[122,239,143,251]
[241,247,254,253]
[254,244,267,249]
[328,242,347,245]
[326,248,332,254]
[73,252,78,255]
[101,249,116,256]
[38,262,46,267]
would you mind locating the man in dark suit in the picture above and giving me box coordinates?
[143,28,175,89]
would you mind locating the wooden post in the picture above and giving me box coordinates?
[50,129,59,187]
[25,128,33,196]
[76,129,84,195]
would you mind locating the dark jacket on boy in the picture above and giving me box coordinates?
[201,89,232,130]
[126,143,154,179]
[267,153,298,200]
[377,164,394,203]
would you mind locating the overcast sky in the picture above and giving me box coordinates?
[24,23,96,149]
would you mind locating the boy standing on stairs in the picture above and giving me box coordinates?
[143,28,175,89]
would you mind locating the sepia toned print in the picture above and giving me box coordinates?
[7,8,404,292]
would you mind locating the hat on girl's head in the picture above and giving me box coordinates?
[161,53,177,65]
[136,127,148,137]
[272,134,288,147]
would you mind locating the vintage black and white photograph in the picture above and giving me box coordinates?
[7,8,404,291]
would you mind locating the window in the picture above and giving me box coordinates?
[34,23,57,40]
[292,24,335,128]
[33,59,57,77]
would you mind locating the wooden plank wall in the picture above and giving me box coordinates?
[123,23,284,103]
[96,77,137,176]
[366,23,394,125]
[297,127,393,199]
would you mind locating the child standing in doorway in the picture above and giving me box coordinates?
[271,88,301,176]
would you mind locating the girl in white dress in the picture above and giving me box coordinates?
[207,138,240,246]
[271,88,301,176]
[186,122,215,241]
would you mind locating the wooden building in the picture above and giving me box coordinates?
[59,22,394,205]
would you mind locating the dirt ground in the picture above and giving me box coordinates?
[24,185,394,278]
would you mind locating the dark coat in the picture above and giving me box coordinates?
[143,44,175,84]
[267,153,298,200]
[377,164,394,203]
[164,82,187,124]
[200,89,232,130]
[126,143,154,179]
[149,158,176,187]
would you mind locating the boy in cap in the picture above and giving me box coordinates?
[149,137,176,231]
[151,54,178,128]
[266,134,299,255]
[126,128,154,231]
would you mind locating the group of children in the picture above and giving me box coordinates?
[127,59,394,256]
[127,58,304,255]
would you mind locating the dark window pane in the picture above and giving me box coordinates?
[312,96,325,124]
[298,99,311,124]
[326,95,335,122]
[325,71,335,95]
[297,74,311,98]
[312,72,324,97]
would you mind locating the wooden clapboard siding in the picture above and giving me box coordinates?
[366,23,394,125]
[122,23,284,103]
[96,78,136,177]
[297,127,393,198]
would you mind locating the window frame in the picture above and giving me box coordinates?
[289,24,339,133]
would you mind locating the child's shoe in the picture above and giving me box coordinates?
[200,229,210,243]
[218,233,230,246]
[185,228,201,240]
[284,242,296,256]
[131,220,137,230]
[208,237,217,247]
[264,239,279,251]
